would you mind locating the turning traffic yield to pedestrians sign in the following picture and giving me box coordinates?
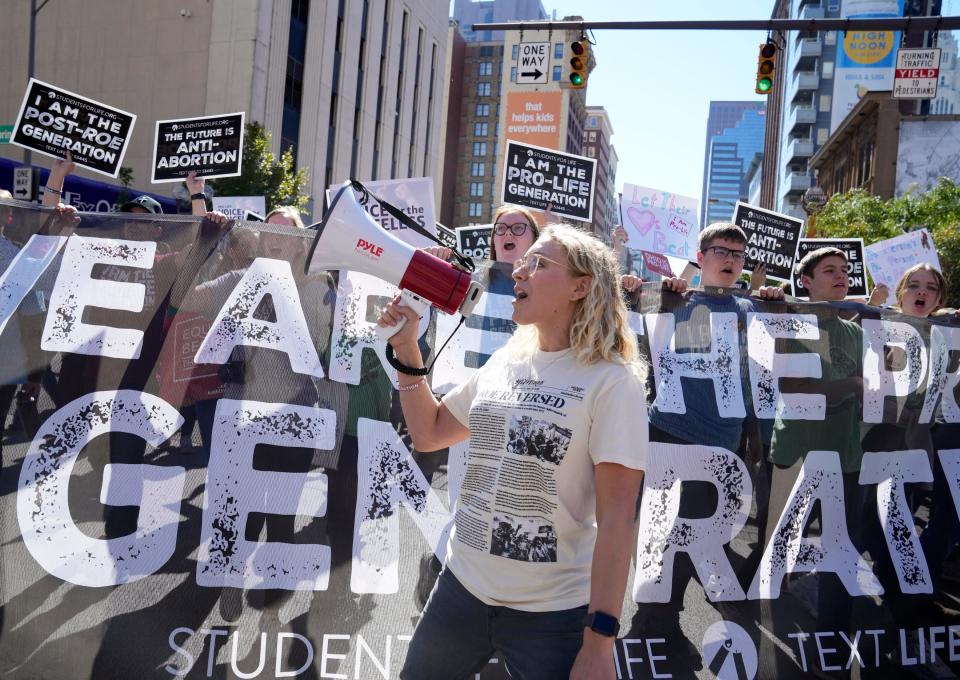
[516,42,550,84]
[893,47,941,99]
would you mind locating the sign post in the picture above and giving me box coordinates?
[893,47,941,99]
[515,42,550,84]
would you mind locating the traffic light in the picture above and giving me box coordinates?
[569,39,588,89]
[755,41,778,95]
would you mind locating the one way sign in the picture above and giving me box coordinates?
[516,42,550,84]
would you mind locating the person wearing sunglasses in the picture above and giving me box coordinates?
[378,224,648,680]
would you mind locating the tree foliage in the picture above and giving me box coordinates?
[210,122,310,215]
[812,178,960,307]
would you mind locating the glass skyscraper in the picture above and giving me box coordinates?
[701,106,766,226]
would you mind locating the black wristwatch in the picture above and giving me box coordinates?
[585,611,620,637]
[190,192,206,201]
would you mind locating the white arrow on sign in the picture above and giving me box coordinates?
[13,167,34,201]
[516,42,550,85]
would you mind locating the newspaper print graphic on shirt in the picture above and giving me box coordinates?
[456,374,578,563]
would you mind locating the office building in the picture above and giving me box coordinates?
[583,106,617,240]
[452,0,548,43]
[699,101,766,222]
[0,0,450,211]
[700,105,766,225]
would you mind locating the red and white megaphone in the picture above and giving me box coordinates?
[306,181,484,338]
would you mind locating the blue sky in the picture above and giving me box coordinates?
[478,0,775,205]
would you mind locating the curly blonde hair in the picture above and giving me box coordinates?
[508,224,644,373]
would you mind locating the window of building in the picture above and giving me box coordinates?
[552,65,561,81]
[473,142,486,156]
[476,82,491,97]
[584,147,596,157]
[512,44,519,60]
[476,103,489,116]
[510,66,517,82]
[825,31,837,45]
[470,182,484,197]
[468,203,483,217]
[474,122,488,136]
[588,130,597,142]
[471,162,485,176]
[817,127,829,144]
[819,94,831,112]
[589,117,598,128]
[479,45,493,56]
[554,43,564,59]
[833,161,847,194]
[856,139,874,186]
[479,61,493,76]
[822,61,834,78]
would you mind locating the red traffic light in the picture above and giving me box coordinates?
[760,43,777,59]
[571,41,585,56]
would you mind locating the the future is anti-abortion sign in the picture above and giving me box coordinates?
[152,113,245,183]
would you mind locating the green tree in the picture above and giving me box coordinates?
[115,166,135,207]
[813,178,960,307]
[210,122,310,215]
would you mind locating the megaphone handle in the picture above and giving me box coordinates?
[376,289,431,342]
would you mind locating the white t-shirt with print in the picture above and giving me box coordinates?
[441,345,648,611]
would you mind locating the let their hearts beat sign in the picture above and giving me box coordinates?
[620,184,699,262]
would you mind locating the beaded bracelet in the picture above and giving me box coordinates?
[397,378,427,392]
[45,185,63,195]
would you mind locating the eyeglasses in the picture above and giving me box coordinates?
[493,221,530,236]
[702,245,746,262]
[511,252,568,276]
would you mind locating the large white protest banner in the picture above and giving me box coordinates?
[619,183,699,262]
[864,228,942,289]
[11,78,136,178]
[501,141,596,222]
[152,113,245,183]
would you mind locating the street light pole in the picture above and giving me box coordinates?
[25,0,37,168]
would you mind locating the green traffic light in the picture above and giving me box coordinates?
[571,73,584,86]
[756,77,772,93]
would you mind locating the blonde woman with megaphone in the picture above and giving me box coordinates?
[379,223,649,680]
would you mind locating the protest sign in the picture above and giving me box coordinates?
[501,140,595,222]
[11,78,136,177]
[619,183,699,262]
[732,201,803,282]
[456,224,492,262]
[865,228,942,290]
[641,250,675,278]
[436,223,457,249]
[152,113,244,183]
[327,176,438,248]
[211,196,266,222]
[0,203,959,679]
[792,238,869,298]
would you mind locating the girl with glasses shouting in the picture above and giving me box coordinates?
[378,224,649,680]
